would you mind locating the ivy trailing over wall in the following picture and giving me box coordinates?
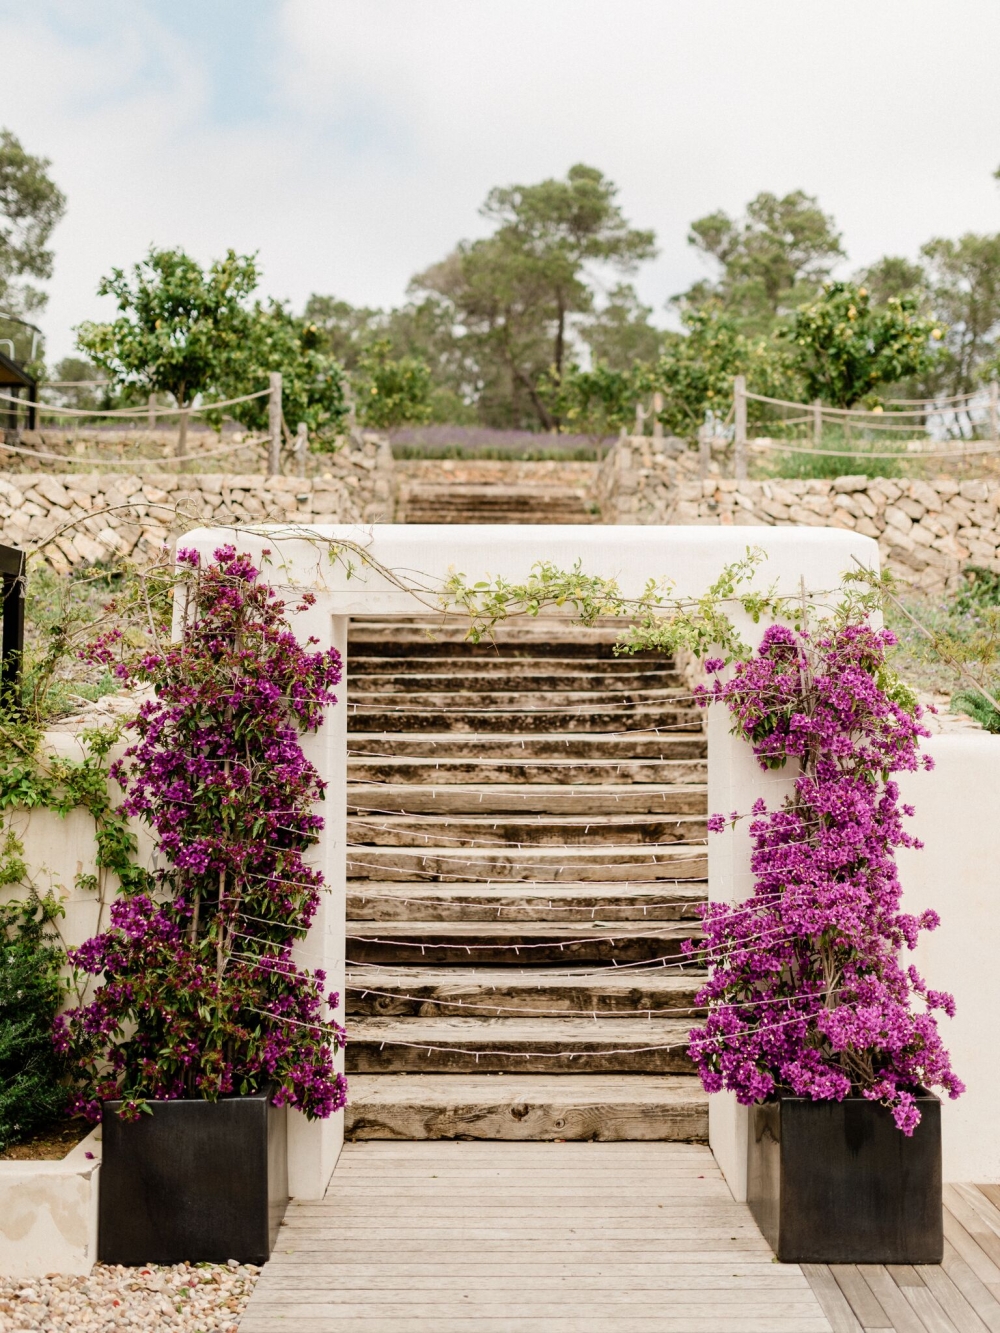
[56,545,347,1122]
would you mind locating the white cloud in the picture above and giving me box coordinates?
[3,0,1000,362]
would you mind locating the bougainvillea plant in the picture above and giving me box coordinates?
[690,618,964,1134]
[56,545,347,1121]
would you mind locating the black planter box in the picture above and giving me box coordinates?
[99,1090,288,1265]
[747,1093,942,1264]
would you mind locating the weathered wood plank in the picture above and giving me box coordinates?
[946,1198,1000,1279]
[919,1263,993,1333]
[903,1284,966,1332]
[857,1266,933,1333]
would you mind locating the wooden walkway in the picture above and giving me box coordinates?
[239,1144,1000,1333]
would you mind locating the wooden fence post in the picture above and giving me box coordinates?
[652,391,664,442]
[268,372,283,476]
[634,403,646,437]
[990,381,998,443]
[813,399,823,450]
[177,406,188,459]
[698,420,712,480]
[148,393,156,430]
[733,375,747,480]
[295,421,308,478]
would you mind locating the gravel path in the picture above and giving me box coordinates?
[0,1261,259,1331]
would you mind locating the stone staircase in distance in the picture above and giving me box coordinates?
[343,615,710,1141]
[395,458,601,524]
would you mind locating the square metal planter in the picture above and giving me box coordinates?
[747,1093,942,1263]
[99,1090,288,1265]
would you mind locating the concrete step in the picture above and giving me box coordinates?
[348,733,707,760]
[347,811,707,847]
[345,919,700,966]
[347,1016,697,1074]
[346,843,707,883]
[344,1073,708,1141]
[347,782,707,815]
[347,706,703,733]
[345,965,706,1016]
[346,881,707,922]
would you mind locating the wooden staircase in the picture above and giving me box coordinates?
[395,459,601,524]
[343,617,709,1141]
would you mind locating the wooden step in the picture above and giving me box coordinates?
[349,664,685,689]
[348,687,692,708]
[348,706,702,733]
[347,623,667,658]
[348,758,707,786]
[347,1017,697,1074]
[348,812,707,848]
[344,1074,708,1141]
[347,844,707,883]
[346,882,706,922]
[345,919,700,966]
[347,783,706,815]
[345,965,705,1016]
[348,733,706,760]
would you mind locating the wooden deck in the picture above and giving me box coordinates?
[239,1144,1000,1333]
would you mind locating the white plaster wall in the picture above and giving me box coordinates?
[0,1128,101,1278]
[898,732,1000,1183]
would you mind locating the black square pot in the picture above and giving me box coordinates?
[747,1093,942,1264]
[99,1090,288,1265]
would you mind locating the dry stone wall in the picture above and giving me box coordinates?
[600,437,1000,593]
[0,435,396,572]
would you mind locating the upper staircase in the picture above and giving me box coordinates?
[343,617,710,1141]
[395,459,601,524]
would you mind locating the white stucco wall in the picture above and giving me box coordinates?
[898,732,1000,1183]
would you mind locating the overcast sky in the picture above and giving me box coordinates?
[6,0,1000,364]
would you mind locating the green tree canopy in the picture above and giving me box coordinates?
[780,281,941,407]
[679,190,844,335]
[77,247,258,414]
[0,128,66,319]
[412,164,656,429]
[580,283,665,371]
[919,233,1000,398]
[210,301,347,444]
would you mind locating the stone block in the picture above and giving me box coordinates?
[832,474,869,492]
[960,479,989,502]
[884,506,913,533]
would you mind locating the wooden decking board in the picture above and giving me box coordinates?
[243,1142,1000,1333]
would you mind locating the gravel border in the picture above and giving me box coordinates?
[0,1261,259,1331]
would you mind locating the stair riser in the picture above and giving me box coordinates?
[347,852,708,882]
[348,818,706,848]
[347,761,707,785]
[347,1048,696,1075]
[346,989,704,1018]
[344,1099,708,1142]
[349,690,691,708]
[346,900,705,923]
[349,736,706,759]
[347,787,706,815]
[345,938,696,966]
[349,671,685,689]
[348,710,702,733]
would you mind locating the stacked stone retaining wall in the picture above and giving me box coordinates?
[0,435,396,571]
[600,437,1000,593]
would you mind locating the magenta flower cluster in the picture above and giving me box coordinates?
[690,619,963,1133]
[56,545,348,1122]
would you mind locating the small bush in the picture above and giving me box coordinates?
[0,892,67,1152]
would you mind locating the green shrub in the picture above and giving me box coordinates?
[0,891,67,1151]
